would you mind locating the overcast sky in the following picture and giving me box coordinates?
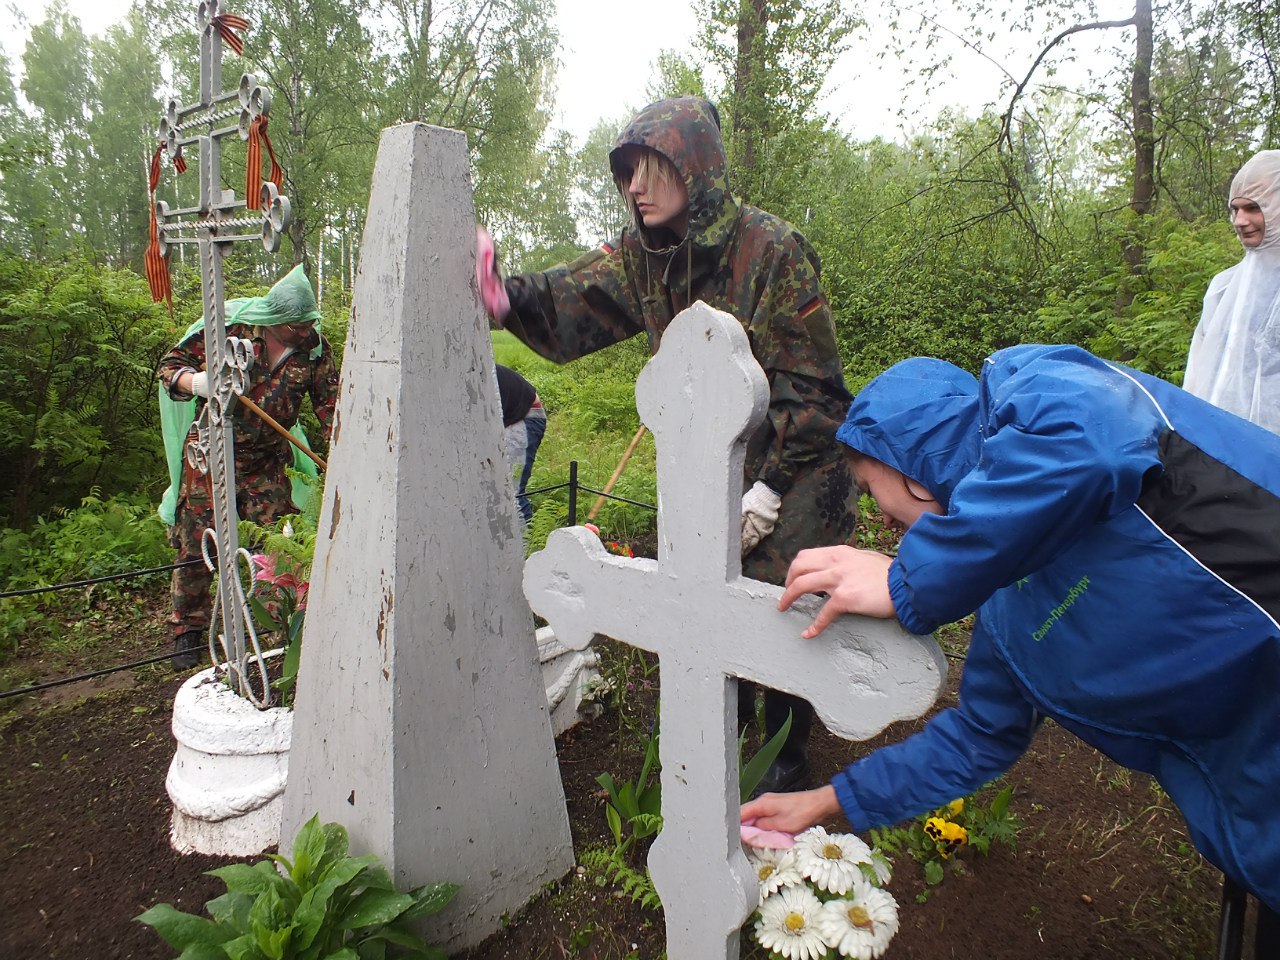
[0,0,1128,144]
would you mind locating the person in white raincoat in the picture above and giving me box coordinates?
[1184,149,1280,433]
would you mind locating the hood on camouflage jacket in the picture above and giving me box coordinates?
[604,98,828,347]
[607,97,740,300]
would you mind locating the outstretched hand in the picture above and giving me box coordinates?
[475,225,510,323]
[778,545,896,638]
[740,785,841,836]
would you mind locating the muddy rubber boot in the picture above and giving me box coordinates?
[171,630,204,672]
[752,690,814,796]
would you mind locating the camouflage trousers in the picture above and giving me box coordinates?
[741,453,858,587]
[738,452,858,735]
[168,452,294,639]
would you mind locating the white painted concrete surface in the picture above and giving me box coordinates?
[167,666,291,856]
[537,625,603,736]
[166,632,597,857]
[279,122,574,951]
[524,303,948,960]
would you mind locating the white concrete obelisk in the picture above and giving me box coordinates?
[281,122,574,950]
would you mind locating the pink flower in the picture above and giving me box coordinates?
[251,553,277,583]
[251,553,303,594]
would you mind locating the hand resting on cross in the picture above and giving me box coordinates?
[777,545,896,638]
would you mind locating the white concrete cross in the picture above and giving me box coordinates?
[524,302,948,959]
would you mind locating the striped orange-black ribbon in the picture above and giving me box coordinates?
[212,14,249,56]
[144,145,173,314]
[245,113,284,210]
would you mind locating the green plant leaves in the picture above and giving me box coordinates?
[738,709,793,801]
[291,816,338,887]
[339,890,415,930]
[210,862,288,898]
[923,859,945,886]
[135,904,237,950]
[136,814,459,960]
[400,883,462,923]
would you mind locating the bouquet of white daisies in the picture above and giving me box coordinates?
[746,826,899,960]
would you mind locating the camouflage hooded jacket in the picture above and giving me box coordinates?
[157,322,339,480]
[503,97,851,498]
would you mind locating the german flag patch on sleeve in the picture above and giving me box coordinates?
[798,296,824,319]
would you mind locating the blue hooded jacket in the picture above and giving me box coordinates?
[834,344,1280,910]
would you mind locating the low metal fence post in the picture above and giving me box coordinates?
[568,460,578,526]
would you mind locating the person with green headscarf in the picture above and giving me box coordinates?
[156,263,340,670]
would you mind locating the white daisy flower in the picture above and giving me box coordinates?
[747,847,803,905]
[817,884,900,959]
[793,826,874,895]
[754,885,829,960]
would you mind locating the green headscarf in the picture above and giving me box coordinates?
[157,265,323,525]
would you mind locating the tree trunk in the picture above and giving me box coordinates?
[288,69,310,275]
[1122,0,1155,279]
[733,0,768,191]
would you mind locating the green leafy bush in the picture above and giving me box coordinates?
[136,814,459,959]
[0,492,171,659]
[0,255,173,528]
[1033,213,1239,383]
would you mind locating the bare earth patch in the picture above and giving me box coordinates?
[0,586,1234,960]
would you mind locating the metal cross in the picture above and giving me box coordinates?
[153,0,293,705]
[524,302,948,959]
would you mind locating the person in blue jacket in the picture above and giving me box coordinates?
[740,344,1280,917]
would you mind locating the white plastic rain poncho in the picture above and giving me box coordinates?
[1184,150,1280,434]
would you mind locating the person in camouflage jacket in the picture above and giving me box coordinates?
[156,265,340,670]
[477,96,858,793]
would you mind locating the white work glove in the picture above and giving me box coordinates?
[741,481,782,556]
[189,370,211,398]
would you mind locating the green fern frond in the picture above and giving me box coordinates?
[578,847,662,913]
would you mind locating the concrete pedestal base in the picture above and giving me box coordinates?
[167,630,597,856]
[166,665,292,857]
[537,626,603,736]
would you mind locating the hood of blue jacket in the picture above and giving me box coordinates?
[836,358,981,509]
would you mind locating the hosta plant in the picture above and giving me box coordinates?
[136,814,459,959]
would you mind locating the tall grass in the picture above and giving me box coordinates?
[494,332,658,553]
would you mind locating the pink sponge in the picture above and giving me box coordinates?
[475,227,511,321]
[740,819,796,849]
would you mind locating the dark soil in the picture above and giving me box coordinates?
[0,582,1242,960]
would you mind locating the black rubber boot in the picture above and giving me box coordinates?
[1256,901,1280,960]
[752,690,814,796]
[737,680,759,732]
[171,630,204,672]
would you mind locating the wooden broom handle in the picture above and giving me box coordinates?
[237,393,327,472]
[586,424,647,522]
